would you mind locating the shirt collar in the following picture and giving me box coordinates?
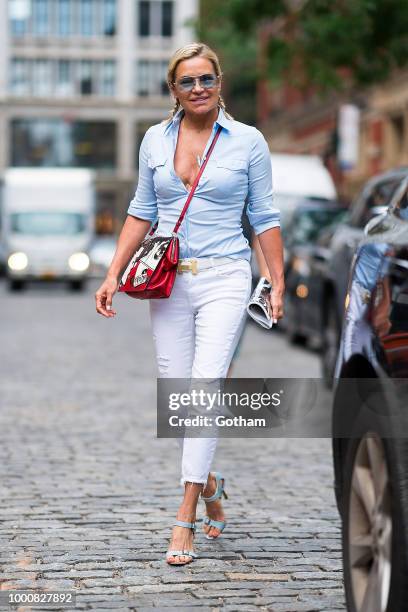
[164,104,231,134]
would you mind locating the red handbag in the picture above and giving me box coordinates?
[118,125,222,299]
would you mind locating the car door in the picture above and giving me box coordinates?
[330,177,402,319]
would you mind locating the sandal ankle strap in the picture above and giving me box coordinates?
[173,519,197,532]
[201,472,226,502]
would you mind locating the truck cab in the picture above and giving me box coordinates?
[1,168,96,291]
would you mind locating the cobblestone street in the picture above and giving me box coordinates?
[0,279,346,611]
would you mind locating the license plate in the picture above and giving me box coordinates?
[40,270,56,279]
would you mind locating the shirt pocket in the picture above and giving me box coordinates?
[215,158,247,172]
[148,153,168,170]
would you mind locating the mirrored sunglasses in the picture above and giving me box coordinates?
[174,74,219,92]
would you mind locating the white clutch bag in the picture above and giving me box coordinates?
[246,277,274,329]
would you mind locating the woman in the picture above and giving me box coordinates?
[95,43,284,566]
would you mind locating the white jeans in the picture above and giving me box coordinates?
[150,258,252,486]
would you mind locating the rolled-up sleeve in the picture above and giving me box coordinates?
[246,129,280,235]
[127,128,158,222]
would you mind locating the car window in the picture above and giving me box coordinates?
[392,182,408,221]
[290,208,346,246]
[350,178,402,228]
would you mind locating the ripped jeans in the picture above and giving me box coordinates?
[150,258,252,486]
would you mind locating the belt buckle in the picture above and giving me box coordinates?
[177,259,198,274]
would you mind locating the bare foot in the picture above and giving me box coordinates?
[167,510,196,565]
[202,473,226,538]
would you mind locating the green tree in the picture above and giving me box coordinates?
[196,0,408,120]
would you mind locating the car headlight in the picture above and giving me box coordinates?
[68,252,90,272]
[8,252,28,271]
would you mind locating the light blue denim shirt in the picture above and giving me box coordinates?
[127,105,280,260]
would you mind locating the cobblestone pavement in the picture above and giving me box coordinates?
[0,279,346,611]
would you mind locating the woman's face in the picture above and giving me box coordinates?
[171,56,221,117]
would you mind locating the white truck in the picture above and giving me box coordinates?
[1,168,96,290]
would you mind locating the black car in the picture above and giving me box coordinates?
[320,167,408,387]
[284,200,348,346]
[332,175,408,611]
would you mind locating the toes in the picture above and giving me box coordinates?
[167,554,191,564]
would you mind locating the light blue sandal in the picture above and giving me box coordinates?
[166,520,198,565]
[201,472,228,539]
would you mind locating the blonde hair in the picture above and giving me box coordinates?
[162,42,233,124]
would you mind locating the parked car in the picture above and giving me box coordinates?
[284,199,348,345]
[320,167,408,386]
[332,174,408,611]
[251,154,337,279]
[271,152,337,246]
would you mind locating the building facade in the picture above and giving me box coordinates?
[257,26,408,203]
[0,0,198,232]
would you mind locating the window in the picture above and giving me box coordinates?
[80,0,94,36]
[139,0,149,36]
[161,1,172,37]
[9,0,31,36]
[137,1,173,37]
[56,60,73,96]
[136,59,168,96]
[137,60,149,95]
[10,58,30,95]
[9,57,116,97]
[9,0,117,37]
[100,60,115,96]
[103,0,116,35]
[11,118,117,169]
[57,0,71,36]
[32,0,49,36]
[32,59,53,96]
[79,60,93,95]
[351,178,402,228]
[11,212,87,236]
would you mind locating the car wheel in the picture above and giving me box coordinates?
[321,295,340,388]
[342,429,408,612]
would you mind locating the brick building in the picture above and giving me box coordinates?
[257,60,408,201]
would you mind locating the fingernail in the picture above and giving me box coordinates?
[107,305,111,311]
[273,319,278,324]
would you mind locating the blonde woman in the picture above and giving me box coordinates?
[95,43,284,565]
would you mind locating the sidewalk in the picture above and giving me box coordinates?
[0,281,346,611]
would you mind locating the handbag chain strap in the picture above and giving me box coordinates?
[148,124,223,237]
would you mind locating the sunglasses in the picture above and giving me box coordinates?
[173,73,220,92]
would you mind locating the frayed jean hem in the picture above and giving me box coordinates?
[180,477,208,487]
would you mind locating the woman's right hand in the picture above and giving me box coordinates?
[95,275,119,318]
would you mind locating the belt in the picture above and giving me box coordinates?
[177,256,236,275]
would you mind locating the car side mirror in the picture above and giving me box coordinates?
[364,212,388,236]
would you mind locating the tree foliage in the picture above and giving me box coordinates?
[198,0,408,93]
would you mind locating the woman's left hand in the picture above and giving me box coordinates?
[269,288,284,323]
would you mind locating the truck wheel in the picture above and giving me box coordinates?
[68,280,85,292]
[342,424,408,611]
[8,279,25,291]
